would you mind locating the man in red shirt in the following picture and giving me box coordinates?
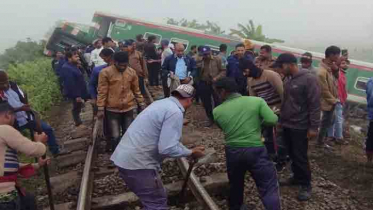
[327,59,349,144]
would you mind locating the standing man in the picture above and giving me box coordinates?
[199,46,226,127]
[240,59,283,157]
[213,78,280,210]
[135,34,146,53]
[255,45,275,70]
[273,53,320,201]
[111,85,205,210]
[0,101,49,210]
[327,59,349,144]
[161,40,173,65]
[227,44,247,95]
[218,44,228,69]
[60,50,90,129]
[89,48,115,114]
[144,36,161,88]
[51,51,65,94]
[366,78,373,164]
[162,43,197,93]
[90,39,106,68]
[317,46,340,149]
[102,37,116,51]
[122,40,148,97]
[187,45,197,58]
[97,52,146,152]
[160,40,174,97]
[243,39,255,62]
[300,52,317,75]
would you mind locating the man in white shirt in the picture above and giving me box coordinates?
[90,39,106,67]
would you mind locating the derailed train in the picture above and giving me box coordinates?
[45,11,373,107]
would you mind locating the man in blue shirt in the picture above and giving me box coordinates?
[88,49,114,116]
[162,43,197,95]
[60,49,89,128]
[227,43,247,95]
[111,84,205,210]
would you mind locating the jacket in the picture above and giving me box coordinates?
[280,70,321,131]
[97,66,145,112]
[161,54,197,78]
[317,61,338,111]
[129,50,148,78]
[60,62,89,99]
[226,55,243,79]
[89,64,108,99]
[366,78,373,120]
[338,70,347,105]
[200,56,226,82]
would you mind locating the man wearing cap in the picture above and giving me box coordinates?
[274,53,320,201]
[300,52,317,75]
[227,43,248,95]
[122,40,148,97]
[111,84,205,210]
[90,39,106,67]
[97,52,146,152]
[199,46,226,127]
[255,45,276,71]
[240,59,283,158]
[162,43,197,94]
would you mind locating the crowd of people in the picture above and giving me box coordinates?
[0,32,372,210]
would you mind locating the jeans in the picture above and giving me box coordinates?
[263,126,276,156]
[118,168,168,210]
[0,192,36,210]
[327,103,344,139]
[106,110,134,151]
[148,63,160,86]
[225,146,281,210]
[71,99,83,126]
[282,128,311,186]
[317,108,335,145]
[19,121,60,155]
[198,81,221,121]
[138,76,146,96]
[161,75,170,98]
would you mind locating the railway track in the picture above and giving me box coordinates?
[74,86,221,210]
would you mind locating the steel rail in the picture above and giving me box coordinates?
[76,120,100,210]
[177,158,221,210]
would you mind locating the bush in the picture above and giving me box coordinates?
[6,58,61,115]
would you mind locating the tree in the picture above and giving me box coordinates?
[0,39,44,69]
[166,18,225,35]
[230,20,284,43]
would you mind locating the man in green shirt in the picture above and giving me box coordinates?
[213,77,280,210]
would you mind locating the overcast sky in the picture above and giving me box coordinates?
[1,0,373,52]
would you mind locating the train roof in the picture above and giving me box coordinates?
[94,11,373,70]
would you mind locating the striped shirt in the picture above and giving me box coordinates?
[248,70,284,108]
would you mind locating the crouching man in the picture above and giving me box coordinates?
[213,77,281,210]
[0,102,49,210]
[111,85,205,210]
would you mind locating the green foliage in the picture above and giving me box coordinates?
[230,20,284,44]
[6,58,61,115]
[166,18,225,35]
[0,39,45,69]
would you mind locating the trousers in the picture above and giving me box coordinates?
[106,110,134,150]
[138,76,146,97]
[198,81,221,121]
[366,121,373,154]
[118,168,168,210]
[148,63,160,86]
[317,108,335,145]
[71,99,83,126]
[225,146,281,210]
[327,103,344,139]
[282,127,311,186]
[0,192,36,210]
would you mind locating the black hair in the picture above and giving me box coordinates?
[260,45,272,53]
[300,57,312,64]
[235,43,245,49]
[325,46,341,58]
[190,45,197,51]
[65,49,79,59]
[136,34,143,42]
[114,52,129,63]
[147,35,157,42]
[219,44,227,52]
[0,101,14,115]
[197,45,203,52]
[100,48,115,57]
[214,77,238,93]
[102,37,113,44]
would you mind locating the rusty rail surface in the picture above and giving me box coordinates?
[76,120,100,210]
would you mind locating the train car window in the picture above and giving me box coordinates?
[206,45,220,56]
[170,38,189,49]
[144,32,162,45]
[355,77,369,91]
